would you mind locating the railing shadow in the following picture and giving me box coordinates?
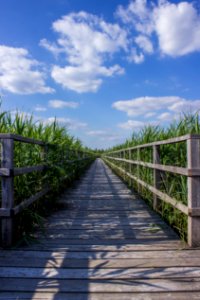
[1,158,184,298]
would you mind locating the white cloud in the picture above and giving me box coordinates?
[41,12,127,93]
[157,112,173,121]
[154,1,200,56]
[116,0,152,33]
[51,64,123,93]
[135,35,153,53]
[34,105,47,112]
[0,45,54,94]
[118,120,144,130]
[113,96,180,117]
[113,96,200,125]
[86,130,122,142]
[46,117,87,130]
[128,48,144,64]
[169,99,200,113]
[145,112,157,118]
[86,130,107,136]
[117,0,200,59]
[48,99,79,109]
[39,39,63,57]
[86,129,121,142]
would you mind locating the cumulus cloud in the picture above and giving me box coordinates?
[86,129,121,141]
[128,48,144,64]
[0,45,54,94]
[154,1,200,56]
[113,96,180,117]
[48,99,79,109]
[135,35,153,53]
[46,117,87,130]
[116,0,153,34]
[118,120,145,130]
[117,0,200,58]
[113,96,200,127]
[34,105,47,112]
[86,130,107,136]
[41,12,126,93]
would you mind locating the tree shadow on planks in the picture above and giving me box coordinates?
[0,158,182,299]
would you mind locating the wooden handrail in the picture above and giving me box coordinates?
[0,134,93,246]
[103,134,200,247]
[107,134,200,153]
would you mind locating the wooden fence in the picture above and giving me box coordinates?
[0,133,93,247]
[103,134,200,247]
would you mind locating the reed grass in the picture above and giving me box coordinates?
[0,107,94,245]
[105,112,200,241]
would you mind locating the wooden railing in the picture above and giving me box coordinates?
[0,133,93,246]
[103,134,200,247]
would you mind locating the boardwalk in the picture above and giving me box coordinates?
[0,158,200,299]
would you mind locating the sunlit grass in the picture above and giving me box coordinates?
[105,112,200,241]
[0,107,94,245]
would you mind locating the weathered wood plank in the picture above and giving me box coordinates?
[1,257,200,268]
[0,158,198,299]
[187,137,200,247]
[105,133,200,152]
[0,292,199,300]
[13,187,51,215]
[1,266,200,279]
[1,138,14,247]
[1,278,200,292]
[105,159,189,215]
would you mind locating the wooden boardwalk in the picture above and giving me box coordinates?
[0,158,200,299]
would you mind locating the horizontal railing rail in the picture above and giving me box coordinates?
[103,134,200,247]
[0,133,94,246]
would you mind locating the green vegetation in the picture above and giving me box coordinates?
[0,107,95,245]
[104,112,200,241]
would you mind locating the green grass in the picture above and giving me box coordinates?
[104,112,200,241]
[0,107,95,245]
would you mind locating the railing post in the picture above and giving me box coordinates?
[153,145,160,211]
[187,137,200,247]
[123,150,126,180]
[137,148,141,193]
[129,149,132,186]
[1,138,14,247]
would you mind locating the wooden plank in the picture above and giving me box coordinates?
[153,145,160,210]
[0,133,45,145]
[1,138,14,247]
[5,248,199,260]
[14,165,46,176]
[1,158,197,298]
[1,278,200,292]
[105,159,188,215]
[1,266,200,279]
[105,134,200,153]
[0,165,46,177]
[187,137,200,247]
[105,156,190,176]
[1,257,200,268]
[0,168,11,176]
[0,292,200,300]
[13,187,51,215]
[0,208,12,217]
[188,208,200,217]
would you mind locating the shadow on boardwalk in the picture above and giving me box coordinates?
[1,159,199,300]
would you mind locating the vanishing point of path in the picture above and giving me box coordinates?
[1,158,200,299]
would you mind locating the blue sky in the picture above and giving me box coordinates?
[0,0,200,149]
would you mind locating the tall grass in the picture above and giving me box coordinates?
[105,112,200,240]
[0,107,94,245]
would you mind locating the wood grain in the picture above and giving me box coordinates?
[0,158,199,299]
